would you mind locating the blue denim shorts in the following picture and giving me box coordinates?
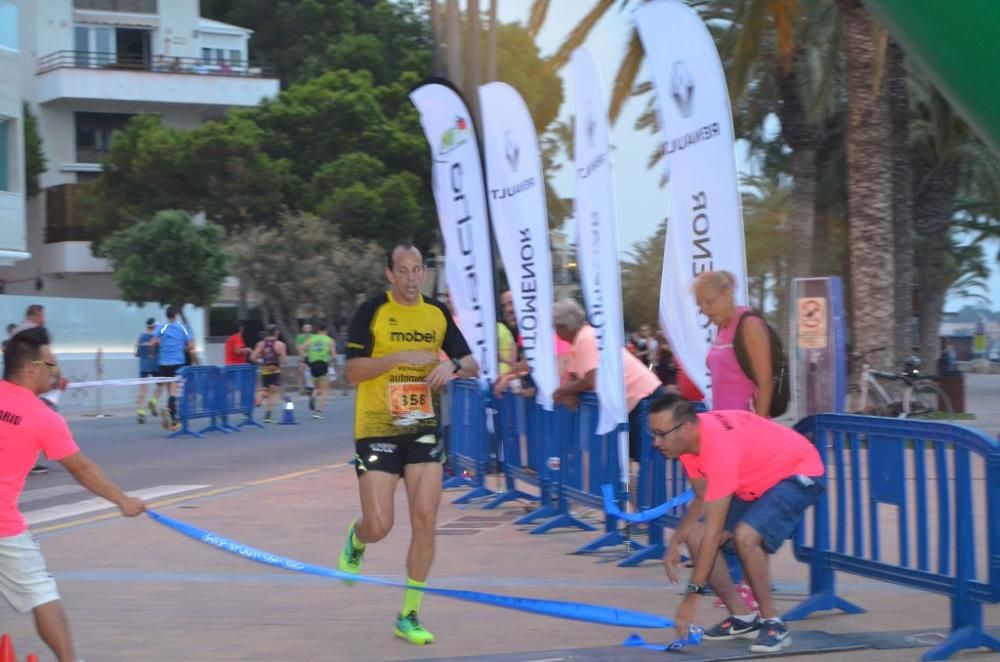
[724,475,825,553]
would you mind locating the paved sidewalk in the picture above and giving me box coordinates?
[3,374,998,660]
[3,460,999,661]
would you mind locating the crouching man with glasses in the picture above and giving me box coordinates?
[648,393,825,653]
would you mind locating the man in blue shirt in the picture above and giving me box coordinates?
[150,306,194,431]
[134,317,164,424]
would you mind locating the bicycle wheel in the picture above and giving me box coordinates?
[846,382,893,417]
[906,381,953,420]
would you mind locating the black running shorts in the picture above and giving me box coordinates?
[158,364,182,378]
[354,432,444,477]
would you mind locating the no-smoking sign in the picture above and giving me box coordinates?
[797,297,827,348]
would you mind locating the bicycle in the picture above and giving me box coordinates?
[847,347,953,420]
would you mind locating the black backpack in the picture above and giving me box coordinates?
[733,311,790,418]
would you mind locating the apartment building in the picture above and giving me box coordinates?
[0,1,27,269]
[0,0,278,298]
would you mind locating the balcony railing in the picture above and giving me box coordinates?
[74,0,156,12]
[37,51,275,78]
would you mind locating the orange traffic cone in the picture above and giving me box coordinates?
[0,634,15,662]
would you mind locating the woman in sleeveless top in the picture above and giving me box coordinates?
[690,270,775,612]
[693,271,774,417]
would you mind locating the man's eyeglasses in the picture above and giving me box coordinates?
[649,421,685,439]
[32,360,59,372]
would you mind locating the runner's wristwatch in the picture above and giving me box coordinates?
[686,583,706,595]
[451,357,462,374]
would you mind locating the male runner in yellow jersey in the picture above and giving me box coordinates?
[340,242,478,645]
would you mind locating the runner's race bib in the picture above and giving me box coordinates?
[388,382,434,426]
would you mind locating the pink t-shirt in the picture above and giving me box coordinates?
[566,325,661,411]
[622,348,662,412]
[555,335,572,382]
[679,410,824,502]
[706,307,759,411]
[0,380,80,536]
[566,324,600,382]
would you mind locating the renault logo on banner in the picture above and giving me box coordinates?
[670,60,695,118]
[504,130,520,172]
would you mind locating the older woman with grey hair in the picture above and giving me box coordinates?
[551,298,663,461]
[552,298,587,333]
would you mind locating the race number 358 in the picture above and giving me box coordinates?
[388,382,434,419]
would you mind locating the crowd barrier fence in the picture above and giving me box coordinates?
[481,391,542,511]
[443,389,1000,659]
[787,414,1000,661]
[222,364,265,431]
[443,380,497,503]
[171,365,262,438]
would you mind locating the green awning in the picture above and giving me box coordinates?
[865,0,1000,154]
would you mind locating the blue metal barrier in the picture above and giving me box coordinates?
[171,366,228,438]
[530,394,616,538]
[786,414,1000,661]
[481,391,541,509]
[221,364,264,430]
[512,402,563,525]
[616,399,705,567]
[444,379,497,504]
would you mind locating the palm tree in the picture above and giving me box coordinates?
[835,0,895,368]
[430,0,445,76]
[943,239,991,306]
[909,77,1000,368]
[486,0,499,82]
[723,0,842,283]
[446,0,462,83]
[741,171,792,327]
[466,0,482,123]
[888,38,916,361]
[528,0,839,284]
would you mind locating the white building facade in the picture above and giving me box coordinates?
[0,0,28,269]
[0,0,278,298]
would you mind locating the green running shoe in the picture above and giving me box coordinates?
[337,520,365,582]
[394,611,434,645]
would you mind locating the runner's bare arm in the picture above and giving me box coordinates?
[426,353,477,389]
[60,451,146,517]
[553,368,596,404]
[743,318,773,416]
[663,477,706,583]
[345,350,438,385]
[687,493,731,588]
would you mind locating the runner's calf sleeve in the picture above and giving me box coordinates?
[403,577,427,615]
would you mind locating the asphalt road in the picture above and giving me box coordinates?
[19,394,359,522]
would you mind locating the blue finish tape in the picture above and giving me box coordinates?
[623,626,703,651]
[147,509,675,630]
[601,484,695,523]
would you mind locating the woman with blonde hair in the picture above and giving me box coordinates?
[686,269,775,613]
[693,270,773,416]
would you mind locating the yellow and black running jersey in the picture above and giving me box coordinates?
[346,291,471,439]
